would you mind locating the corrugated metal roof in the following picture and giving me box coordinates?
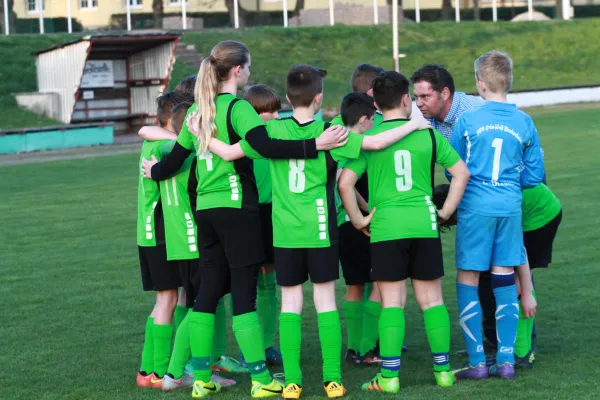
[33,32,181,56]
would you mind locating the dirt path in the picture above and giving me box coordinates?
[0,140,142,167]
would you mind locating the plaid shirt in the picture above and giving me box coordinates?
[430,92,484,141]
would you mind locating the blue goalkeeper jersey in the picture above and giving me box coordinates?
[450,101,545,217]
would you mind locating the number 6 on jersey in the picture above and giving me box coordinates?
[289,159,306,193]
[394,150,413,191]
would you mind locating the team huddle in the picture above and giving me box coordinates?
[135,40,562,398]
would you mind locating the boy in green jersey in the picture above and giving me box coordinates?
[136,92,187,388]
[339,71,470,393]
[242,84,283,366]
[209,65,430,399]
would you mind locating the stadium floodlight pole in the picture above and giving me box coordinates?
[392,0,399,72]
[492,0,498,22]
[39,0,44,34]
[528,0,533,20]
[329,0,334,26]
[283,0,288,28]
[373,0,378,25]
[182,0,187,30]
[415,0,421,23]
[234,0,239,29]
[126,0,131,31]
[455,0,460,23]
[3,0,9,35]
[67,0,72,33]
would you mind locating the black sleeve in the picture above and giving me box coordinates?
[150,142,192,181]
[244,125,318,159]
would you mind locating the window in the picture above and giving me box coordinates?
[27,0,44,13]
[168,0,188,5]
[125,0,143,8]
[80,0,98,9]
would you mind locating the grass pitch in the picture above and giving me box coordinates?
[1,105,599,399]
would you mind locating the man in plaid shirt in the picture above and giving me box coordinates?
[411,65,484,141]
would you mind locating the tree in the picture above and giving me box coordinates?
[441,0,452,20]
[294,0,305,15]
[152,0,164,28]
[225,0,249,27]
[473,0,480,20]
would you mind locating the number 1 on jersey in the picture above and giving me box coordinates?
[289,159,306,193]
[198,150,214,171]
[491,138,503,182]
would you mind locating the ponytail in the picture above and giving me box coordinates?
[187,41,250,153]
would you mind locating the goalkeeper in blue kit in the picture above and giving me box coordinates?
[449,51,545,380]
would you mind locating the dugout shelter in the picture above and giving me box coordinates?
[22,32,181,136]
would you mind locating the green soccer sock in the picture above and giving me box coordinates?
[362,283,373,301]
[280,312,302,386]
[152,323,174,378]
[233,312,271,384]
[423,305,451,372]
[343,301,363,352]
[168,312,191,378]
[140,316,154,374]
[360,300,382,355]
[173,305,188,332]
[257,272,278,350]
[515,290,536,358]
[212,299,227,363]
[318,310,342,384]
[380,308,405,379]
[189,311,215,383]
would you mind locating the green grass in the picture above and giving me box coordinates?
[1,104,599,399]
[2,19,600,129]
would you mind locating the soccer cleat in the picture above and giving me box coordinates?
[162,373,194,391]
[453,363,489,380]
[434,371,454,387]
[211,372,236,388]
[345,349,359,364]
[136,372,153,387]
[184,361,195,375]
[212,355,248,373]
[192,380,221,398]
[489,362,515,379]
[265,347,283,366]
[282,383,303,399]
[149,373,164,388]
[515,350,536,369]
[240,354,248,368]
[361,373,400,394]
[250,379,284,398]
[358,349,383,365]
[324,382,347,398]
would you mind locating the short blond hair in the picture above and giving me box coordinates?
[474,50,513,94]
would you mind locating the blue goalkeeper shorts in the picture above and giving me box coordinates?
[456,209,523,271]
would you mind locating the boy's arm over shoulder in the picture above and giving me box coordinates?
[330,131,364,162]
[520,115,545,189]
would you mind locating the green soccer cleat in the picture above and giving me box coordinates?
[212,355,248,374]
[251,378,284,398]
[361,373,400,394]
[434,371,454,387]
[192,380,221,398]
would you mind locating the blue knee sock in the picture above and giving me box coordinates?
[457,282,485,366]
[492,272,519,365]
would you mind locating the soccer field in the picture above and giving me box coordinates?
[1,105,599,400]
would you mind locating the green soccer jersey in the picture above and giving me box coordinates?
[177,94,265,210]
[522,183,561,232]
[156,140,200,261]
[330,111,384,128]
[267,118,364,248]
[137,140,169,247]
[345,119,460,242]
[331,111,383,226]
[254,159,272,204]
